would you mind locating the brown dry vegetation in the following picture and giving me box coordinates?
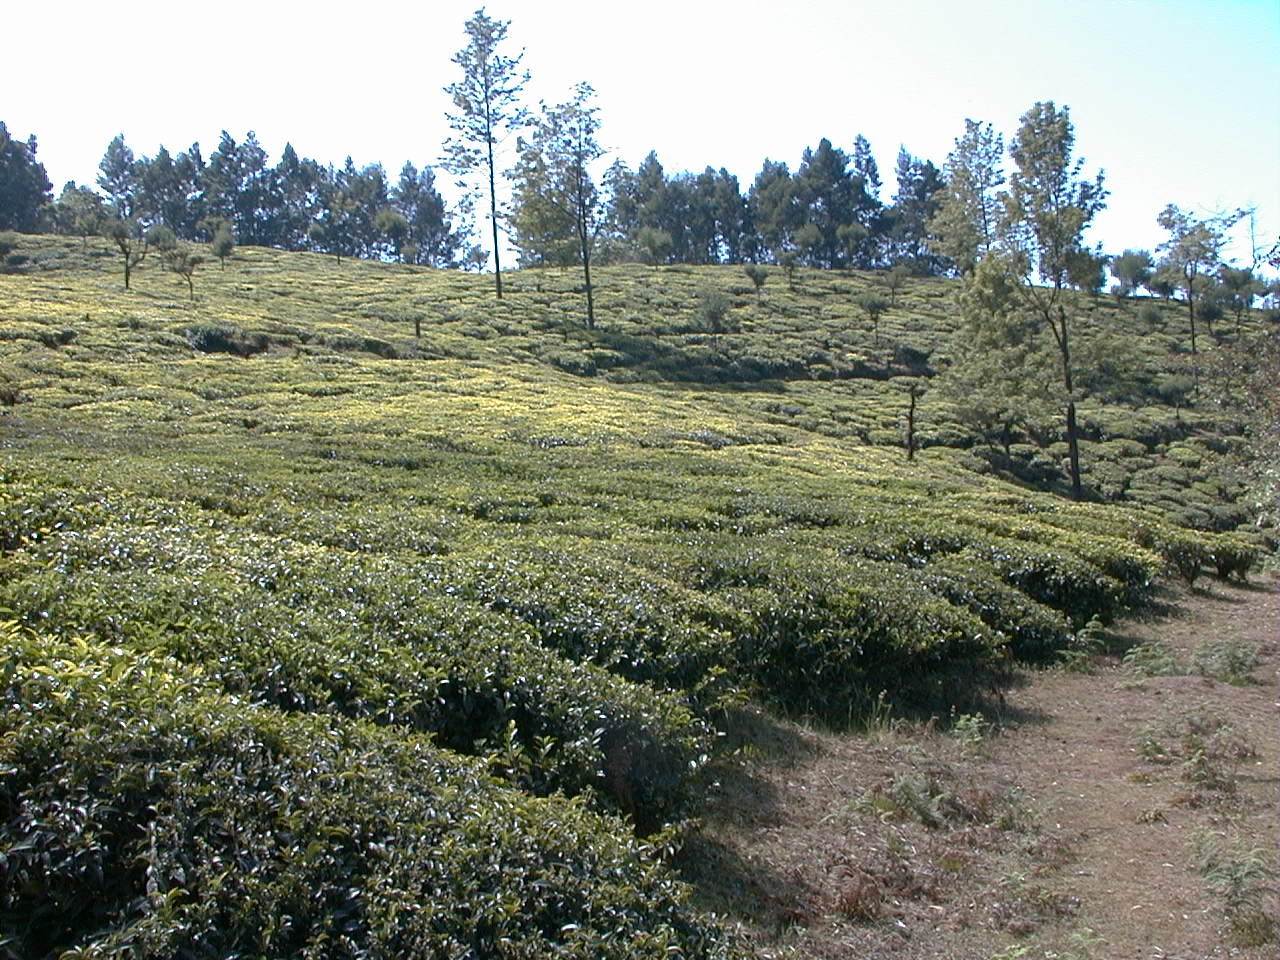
[684,576,1279,959]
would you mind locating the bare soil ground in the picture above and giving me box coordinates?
[683,575,1279,959]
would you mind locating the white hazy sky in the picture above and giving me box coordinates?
[7,0,1278,265]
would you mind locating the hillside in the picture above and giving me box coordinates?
[0,236,1269,958]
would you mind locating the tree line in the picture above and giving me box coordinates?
[1,8,1275,313]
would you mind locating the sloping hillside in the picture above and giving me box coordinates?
[0,236,1266,958]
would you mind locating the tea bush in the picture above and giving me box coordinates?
[0,624,740,959]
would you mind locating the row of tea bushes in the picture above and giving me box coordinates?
[1,513,711,828]
[0,624,740,960]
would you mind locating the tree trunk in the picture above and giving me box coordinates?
[1065,400,1082,500]
[1054,300,1083,501]
[1187,293,1199,397]
[487,133,503,300]
[906,384,917,461]
[578,209,594,329]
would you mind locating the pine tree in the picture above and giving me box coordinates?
[0,123,53,232]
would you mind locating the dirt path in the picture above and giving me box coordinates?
[684,576,1279,959]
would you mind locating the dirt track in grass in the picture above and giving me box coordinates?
[683,575,1279,959]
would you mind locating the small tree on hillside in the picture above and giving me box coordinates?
[1156,204,1243,368]
[1217,265,1266,328]
[103,218,149,289]
[164,245,204,300]
[199,217,236,269]
[744,263,768,298]
[211,224,235,269]
[855,292,891,344]
[696,287,731,334]
[883,264,910,305]
[779,250,798,290]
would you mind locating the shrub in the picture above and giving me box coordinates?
[2,528,712,828]
[184,323,268,357]
[0,625,740,960]
[695,288,731,333]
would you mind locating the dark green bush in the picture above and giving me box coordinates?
[921,556,1072,661]
[0,625,740,960]
[184,323,268,357]
[3,528,710,827]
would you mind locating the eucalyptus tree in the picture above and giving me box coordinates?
[887,147,946,274]
[442,8,529,299]
[1156,204,1244,362]
[510,82,606,327]
[957,102,1106,500]
[929,119,1005,275]
[392,162,462,266]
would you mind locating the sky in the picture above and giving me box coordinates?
[6,0,1278,267]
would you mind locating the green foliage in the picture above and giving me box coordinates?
[929,119,1004,274]
[0,234,1264,959]
[0,122,53,231]
[1110,248,1153,296]
[1193,830,1278,947]
[0,624,739,959]
[1191,639,1261,685]
[696,287,732,333]
[102,217,149,288]
[854,292,891,343]
[1122,640,1185,677]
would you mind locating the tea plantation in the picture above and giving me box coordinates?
[0,236,1266,957]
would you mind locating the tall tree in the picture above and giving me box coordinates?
[0,124,52,232]
[510,82,605,327]
[792,138,859,269]
[847,133,886,267]
[205,131,283,247]
[929,119,1005,275]
[443,7,529,299]
[133,145,204,237]
[392,162,462,266]
[960,102,1107,500]
[275,143,325,251]
[97,134,138,220]
[887,146,946,274]
[0,123,53,232]
[748,159,798,262]
[711,168,751,264]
